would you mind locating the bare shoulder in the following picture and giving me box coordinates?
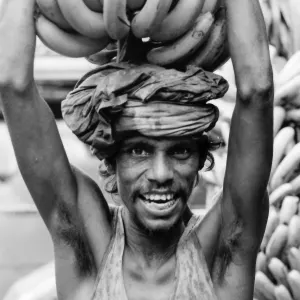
[50,166,114,299]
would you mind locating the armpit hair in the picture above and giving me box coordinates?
[55,201,95,277]
[212,218,244,284]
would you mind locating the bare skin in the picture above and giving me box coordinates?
[0,0,273,299]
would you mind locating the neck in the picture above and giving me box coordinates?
[122,207,191,268]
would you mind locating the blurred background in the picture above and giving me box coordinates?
[1,0,300,299]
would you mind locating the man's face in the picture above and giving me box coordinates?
[115,135,201,233]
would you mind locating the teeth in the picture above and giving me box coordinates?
[144,193,174,202]
[154,195,160,201]
[143,199,177,210]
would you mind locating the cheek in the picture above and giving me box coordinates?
[175,157,200,189]
[115,158,148,200]
[177,155,199,175]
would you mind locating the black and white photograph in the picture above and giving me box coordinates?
[0,0,300,299]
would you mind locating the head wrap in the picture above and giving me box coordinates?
[61,62,228,159]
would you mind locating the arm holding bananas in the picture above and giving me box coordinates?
[0,1,112,298]
[206,0,274,298]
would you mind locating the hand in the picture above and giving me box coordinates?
[0,0,37,91]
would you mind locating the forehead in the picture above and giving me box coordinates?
[120,135,199,149]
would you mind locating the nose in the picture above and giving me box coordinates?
[147,152,174,185]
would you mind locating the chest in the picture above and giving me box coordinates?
[122,251,177,300]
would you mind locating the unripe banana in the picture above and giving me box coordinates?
[57,0,108,39]
[201,0,221,13]
[274,285,293,300]
[127,0,146,10]
[150,0,205,42]
[287,215,300,249]
[286,108,300,123]
[268,258,289,287]
[281,213,300,265]
[256,251,268,273]
[132,0,173,38]
[273,106,286,136]
[290,174,300,196]
[270,126,295,179]
[287,247,300,272]
[269,183,294,207]
[277,51,300,87]
[284,140,295,155]
[187,7,227,70]
[266,224,288,259]
[287,270,300,300]
[254,271,276,300]
[103,0,130,40]
[83,0,103,12]
[36,0,73,31]
[260,206,280,252]
[147,12,215,66]
[203,35,229,72]
[36,15,110,57]
[279,196,299,224]
[86,48,117,65]
[102,42,118,51]
[270,142,300,191]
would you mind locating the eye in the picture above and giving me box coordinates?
[170,146,192,160]
[130,147,150,157]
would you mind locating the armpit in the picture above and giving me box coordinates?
[212,219,244,284]
[53,201,96,277]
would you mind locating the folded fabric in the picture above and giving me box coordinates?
[61,62,229,159]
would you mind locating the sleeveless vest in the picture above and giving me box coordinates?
[91,206,218,300]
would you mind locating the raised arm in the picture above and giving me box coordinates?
[0,2,113,293]
[0,0,111,235]
[0,0,79,227]
[205,0,274,296]
[220,0,273,256]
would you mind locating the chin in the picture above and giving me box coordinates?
[136,213,182,236]
[125,194,188,235]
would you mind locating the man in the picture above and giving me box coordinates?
[0,0,273,300]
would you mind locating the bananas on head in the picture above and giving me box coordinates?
[35,0,228,71]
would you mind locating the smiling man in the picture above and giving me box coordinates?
[0,0,273,299]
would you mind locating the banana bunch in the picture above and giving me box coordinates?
[35,0,109,58]
[259,0,300,59]
[254,53,300,299]
[145,0,229,72]
[35,0,228,71]
[35,0,138,59]
[254,198,300,300]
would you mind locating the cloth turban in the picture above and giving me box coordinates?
[61,62,229,160]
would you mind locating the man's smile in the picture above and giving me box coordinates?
[138,193,180,214]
